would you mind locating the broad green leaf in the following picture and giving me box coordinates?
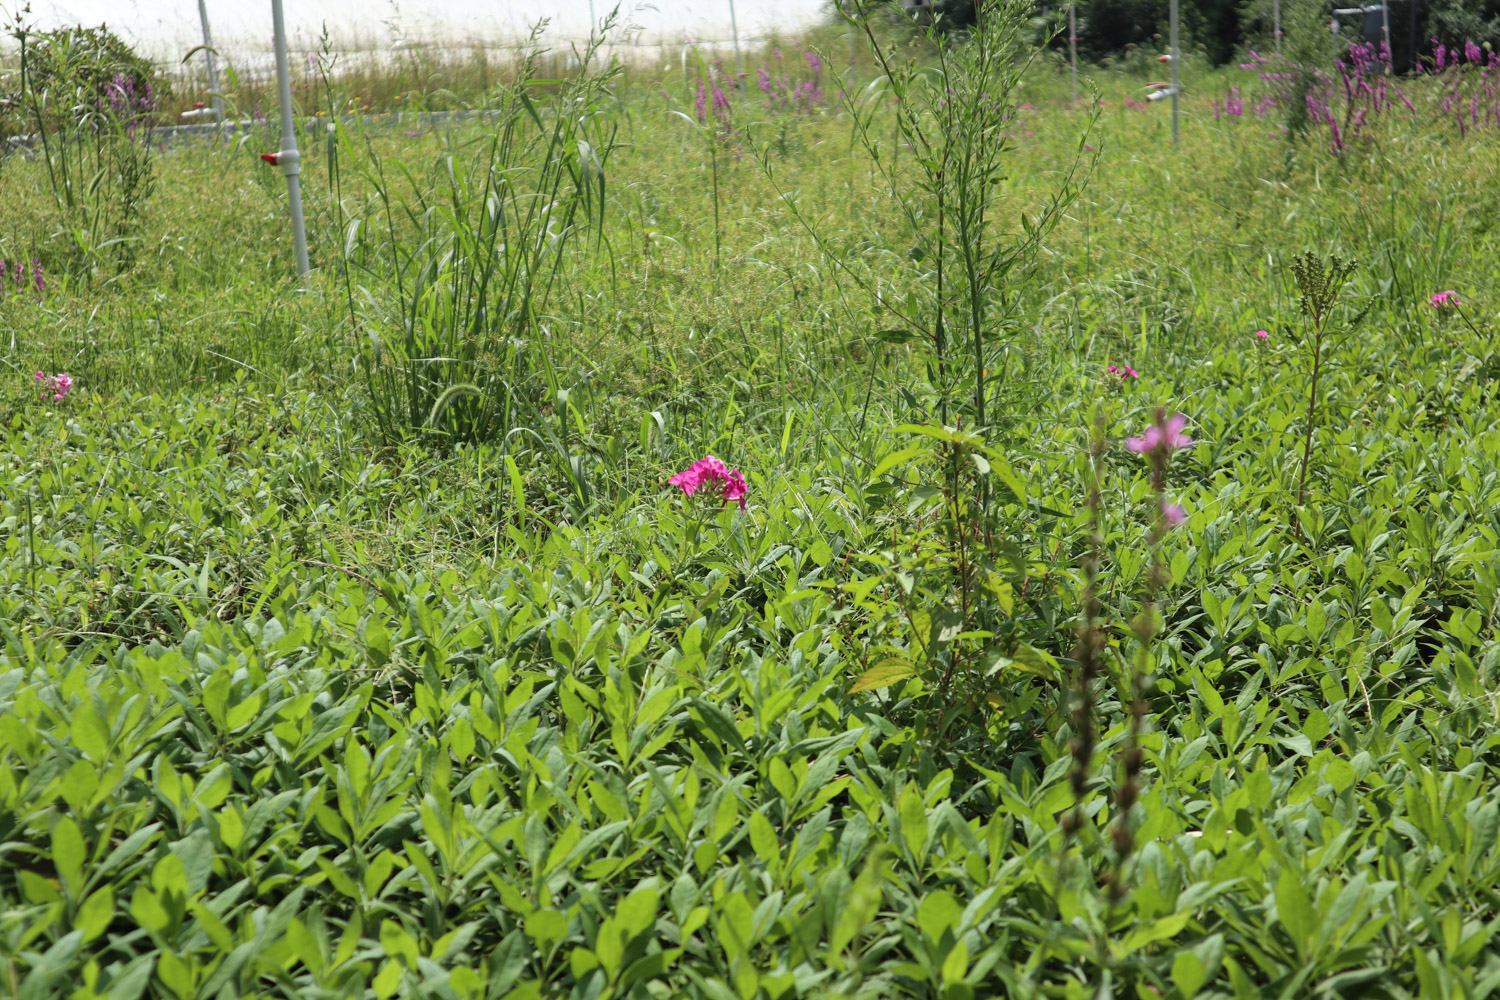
[1171,952,1206,998]
[748,810,778,863]
[851,658,916,693]
[900,784,928,860]
[75,887,114,942]
[51,816,86,896]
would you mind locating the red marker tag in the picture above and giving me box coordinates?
[260,153,279,165]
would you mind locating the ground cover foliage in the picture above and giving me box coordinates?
[3,5,1500,998]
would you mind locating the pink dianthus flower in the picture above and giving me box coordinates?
[1125,413,1192,455]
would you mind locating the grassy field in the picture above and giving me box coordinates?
[3,16,1500,1000]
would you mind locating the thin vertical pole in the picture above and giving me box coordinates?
[1169,0,1179,146]
[271,0,310,276]
[196,0,222,118]
[728,0,744,91]
[1069,3,1079,103]
[1273,0,1282,52]
[1381,2,1391,74]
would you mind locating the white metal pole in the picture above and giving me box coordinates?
[196,0,222,118]
[727,0,744,91]
[1169,0,1179,146]
[1068,3,1078,103]
[271,0,310,276]
[1274,0,1282,53]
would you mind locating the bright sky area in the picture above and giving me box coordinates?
[22,0,832,54]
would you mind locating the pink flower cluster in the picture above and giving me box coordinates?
[1429,289,1461,314]
[1108,364,1140,380]
[668,455,748,509]
[1126,412,1192,530]
[1254,329,1269,340]
[1125,413,1193,455]
[34,371,73,401]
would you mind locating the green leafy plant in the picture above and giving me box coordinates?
[7,18,164,270]
[780,0,1098,734]
[348,20,619,454]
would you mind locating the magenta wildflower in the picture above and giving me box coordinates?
[1429,289,1461,314]
[1125,413,1193,455]
[722,469,748,507]
[1163,502,1186,526]
[34,371,74,402]
[668,454,749,509]
[1254,329,1269,340]
[1107,365,1139,380]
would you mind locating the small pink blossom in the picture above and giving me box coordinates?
[34,371,73,401]
[1163,502,1186,526]
[1429,290,1461,314]
[1107,365,1139,380]
[668,454,748,509]
[1125,413,1192,455]
[1254,329,1269,340]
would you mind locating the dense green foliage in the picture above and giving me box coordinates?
[3,17,1500,999]
[960,0,1500,70]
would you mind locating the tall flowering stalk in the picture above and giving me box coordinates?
[1109,408,1192,901]
[1063,419,1107,848]
[0,259,45,301]
[1290,252,1357,507]
[754,50,827,114]
[693,61,736,138]
[1236,39,1500,156]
